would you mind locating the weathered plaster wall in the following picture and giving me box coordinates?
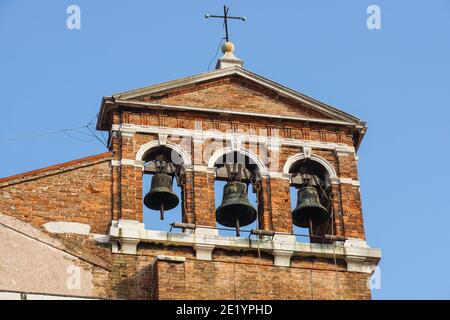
[0,214,109,297]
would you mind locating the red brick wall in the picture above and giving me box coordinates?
[0,155,113,234]
[192,171,216,226]
[269,178,292,233]
[108,245,371,300]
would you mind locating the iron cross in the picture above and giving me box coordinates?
[205,5,246,42]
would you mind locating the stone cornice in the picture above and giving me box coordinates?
[96,66,367,150]
[109,220,380,273]
[112,123,356,153]
[108,67,363,125]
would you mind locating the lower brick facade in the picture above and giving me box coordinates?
[108,245,371,300]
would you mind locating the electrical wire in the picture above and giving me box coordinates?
[0,113,108,148]
[86,124,108,148]
[61,129,94,143]
[207,37,225,71]
[0,126,85,143]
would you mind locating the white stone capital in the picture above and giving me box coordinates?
[195,244,215,261]
[346,256,377,274]
[119,238,140,255]
[273,250,293,267]
[121,131,134,138]
[109,219,145,255]
[192,164,208,172]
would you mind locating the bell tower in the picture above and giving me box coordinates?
[96,41,380,300]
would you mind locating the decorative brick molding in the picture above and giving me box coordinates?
[113,124,356,154]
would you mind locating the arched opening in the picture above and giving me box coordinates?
[213,151,261,237]
[289,158,333,243]
[141,146,185,233]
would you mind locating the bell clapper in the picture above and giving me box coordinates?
[160,203,165,220]
[309,217,313,237]
[235,216,240,237]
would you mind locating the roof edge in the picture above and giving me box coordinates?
[95,66,368,147]
[0,152,112,186]
[105,66,363,124]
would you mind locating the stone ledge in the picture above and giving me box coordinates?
[43,221,90,235]
[109,220,381,273]
[156,255,186,262]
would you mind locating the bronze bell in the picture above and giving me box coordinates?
[144,173,179,220]
[216,181,257,235]
[292,186,329,228]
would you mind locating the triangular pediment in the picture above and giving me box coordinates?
[138,76,334,120]
[109,67,364,126]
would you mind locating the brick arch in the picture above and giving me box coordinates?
[135,140,191,165]
[283,153,337,178]
[207,146,267,173]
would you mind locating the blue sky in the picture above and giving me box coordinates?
[1,1,449,299]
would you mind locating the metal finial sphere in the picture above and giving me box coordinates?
[205,14,210,19]
[221,41,235,53]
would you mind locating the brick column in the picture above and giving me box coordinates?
[192,170,216,227]
[120,164,141,221]
[111,132,121,221]
[336,152,359,180]
[118,133,142,222]
[182,170,195,224]
[336,152,365,240]
[256,177,272,231]
[190,133,216,227]
[134,167,143,219]
[269,176,292,233]
[330,183,345,237]
[340,184,365,239]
